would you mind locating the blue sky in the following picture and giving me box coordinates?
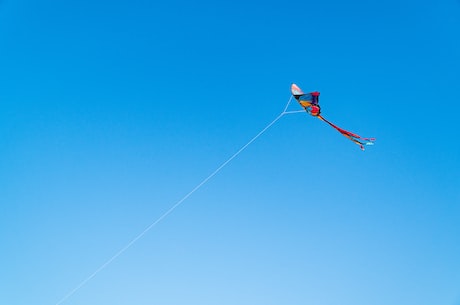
[1,0,459,304]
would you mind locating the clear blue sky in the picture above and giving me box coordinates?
[1,0,459,304]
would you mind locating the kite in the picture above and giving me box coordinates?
[291,83,375,150]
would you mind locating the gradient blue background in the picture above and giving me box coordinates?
[1,0,459,304]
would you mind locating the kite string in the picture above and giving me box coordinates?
[282,96,293,113]
[55,97,294,305]
[281,96,304,115]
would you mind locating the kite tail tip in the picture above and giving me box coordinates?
[360,141,375,151]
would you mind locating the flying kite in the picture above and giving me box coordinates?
[291,83,375,150]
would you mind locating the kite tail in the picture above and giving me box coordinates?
[317,115,375,150]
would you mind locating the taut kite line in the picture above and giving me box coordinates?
[56,100,292,305]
